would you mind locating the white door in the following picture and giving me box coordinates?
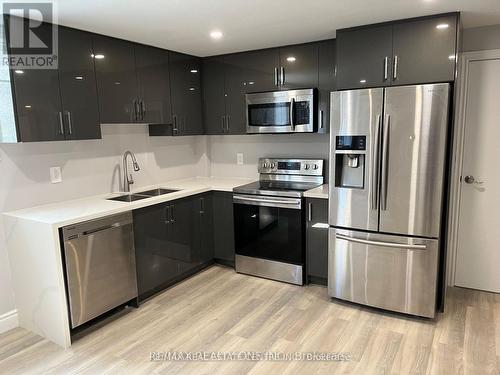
[455,56,500,292]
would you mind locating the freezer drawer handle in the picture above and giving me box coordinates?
[335,234,427,250]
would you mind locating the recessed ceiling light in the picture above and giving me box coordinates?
[14,70,24,74]
[210,30,223,40]
[93,54,105,59]
[286,56,296,62]
[75,76,83,80]
[436,24,449,29]
[448,55,456,60]
[248,81,255,85]
[24,105,31,108]
[189,87,196,91]
[190,69,198,73]
[360,79,367,84]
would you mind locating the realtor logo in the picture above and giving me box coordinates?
[2,2,58,68]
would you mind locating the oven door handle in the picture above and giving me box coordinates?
[233,195,302,210]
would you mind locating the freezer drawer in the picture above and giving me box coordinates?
[328,228,438,318]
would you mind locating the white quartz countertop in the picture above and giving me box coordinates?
[2,177,253,227]
[303,184,329,199]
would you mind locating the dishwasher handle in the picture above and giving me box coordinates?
[62,212,133,241]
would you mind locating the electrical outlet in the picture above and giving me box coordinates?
[236,153,244,165]
[50,167,62,184]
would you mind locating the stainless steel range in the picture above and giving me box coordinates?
[233,158,324,285]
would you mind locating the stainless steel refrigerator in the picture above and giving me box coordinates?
[328,83,450,318]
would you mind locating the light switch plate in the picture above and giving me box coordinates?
[50,167,62,184]
[236,153,244,165]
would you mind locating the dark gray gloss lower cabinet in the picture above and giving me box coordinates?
[213,191,235,266]
[306,198,329,285]
[133,194,214,301]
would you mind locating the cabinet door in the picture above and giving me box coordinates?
[58,28,101,140]
[279,43,319,90]
[336,25,393,90]
[135,44,172,124]
[7,18,64,142]
[202,57,226,135]
[306,198,329,284]
[213,191,235,266]
[193,193,215,264]
[93,36,139,123]
[169,51,203,135]
[133,203,179,299]
[168,198,195,268]
[318,39,336,134]
[392,14,458,85]
[224,49,279,134]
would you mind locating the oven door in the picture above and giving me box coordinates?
[233,193,304,268]
[246,89,315,134]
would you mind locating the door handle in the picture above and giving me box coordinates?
[371,114,381,210]
[380,114,390,211]
[308,202,312,221]
[173,115,178,134]
[290,98,295,130]
[65,111,73,135]
[226,115,230,133]
[280,66,285,86]
[336,234,427,250]
[393,56,398,80]
[274,67,279,86]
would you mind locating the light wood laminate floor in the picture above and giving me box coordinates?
[0,265,498,375]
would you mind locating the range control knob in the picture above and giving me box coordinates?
[263,162,269,168]
[271,163,276,168]
[313,164,319,170]
[304,164,310,170]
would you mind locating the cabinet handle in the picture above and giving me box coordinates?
[200,198,204,215]
[65,111,73,135]
[133,100,139,121]
[164,206,170,224]
[58,112,64,135]
[274,67,279,86]
[173,115,178,134]
[383,56,389,81]
[141,101,146,121]
[393,56,398,80]
[280,66,285,86]
[319,110,324,129]
[226,115,230,133]
[170,205,175,223]
[308,202,312,221]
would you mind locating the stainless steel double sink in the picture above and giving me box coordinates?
[107,188,179,202]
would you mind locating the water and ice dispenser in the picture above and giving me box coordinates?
[334,136,366,189]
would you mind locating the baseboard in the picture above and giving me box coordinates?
[0,309,18,334]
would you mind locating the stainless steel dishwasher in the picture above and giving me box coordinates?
[62,212,138,329]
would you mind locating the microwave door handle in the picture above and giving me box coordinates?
[290,98,295,130]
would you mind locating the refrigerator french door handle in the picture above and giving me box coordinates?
[371,114,381,210]
[335,234,427,250]
[380,114,390,211]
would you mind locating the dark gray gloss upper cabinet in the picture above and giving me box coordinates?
[169,51,203,135]
[336,25,393,90]
[279,43,319,89]
[306,198,329,285]
[58,27,101,140]
[392,14,458,85]
[7,18,100,142]
[336,13,459,90]
[317,39,336,133]
[213,191,235,266]
[202,56,226,135]
[135,44,172,125]
[93,35,139,123]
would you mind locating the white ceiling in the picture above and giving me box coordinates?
[51,0,500,56]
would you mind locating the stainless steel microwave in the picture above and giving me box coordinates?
[245,89,316,134]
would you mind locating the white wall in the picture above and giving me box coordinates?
[0,125,208,317]
[207,134,330,179]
